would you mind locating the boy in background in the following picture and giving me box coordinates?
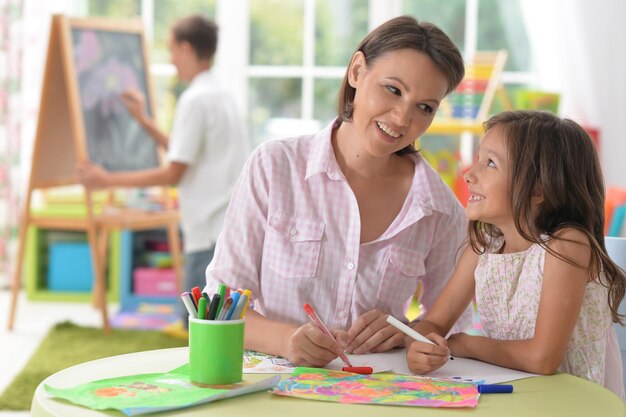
[78,15,249,334]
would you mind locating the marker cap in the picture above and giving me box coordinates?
[478,384,513,394]
[342,366,373,375]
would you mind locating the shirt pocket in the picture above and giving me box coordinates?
[264,214,325,278]
[377,246,425,306]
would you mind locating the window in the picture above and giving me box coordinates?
[85,0,531,147]
[247,0,368,145]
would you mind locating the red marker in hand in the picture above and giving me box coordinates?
[303,303,352,367]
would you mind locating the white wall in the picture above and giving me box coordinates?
[522,0,626,189]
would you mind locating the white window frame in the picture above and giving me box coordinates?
[137,0,532,139]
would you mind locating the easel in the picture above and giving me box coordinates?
[7,15,183,334]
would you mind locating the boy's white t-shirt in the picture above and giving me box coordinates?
[168,69,249,253]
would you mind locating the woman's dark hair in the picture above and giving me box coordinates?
[468,110,626,324]
[171,15,218,61]
[337,15,464,155]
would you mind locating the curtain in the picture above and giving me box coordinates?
[0,0,24,287]
[520,0,626,188]
[0,0,81,287]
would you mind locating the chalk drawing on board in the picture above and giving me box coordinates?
[71,28,159,172]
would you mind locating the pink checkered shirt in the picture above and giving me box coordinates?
[206,120,471,331]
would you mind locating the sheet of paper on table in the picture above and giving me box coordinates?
[328,349,538,384]
[244,348,537,384]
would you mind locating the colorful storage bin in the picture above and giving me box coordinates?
[48,242,93,292]
[133,267,178,296]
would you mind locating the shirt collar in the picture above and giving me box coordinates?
[407,153,456,216]
[306,118,456,218]
[305,118,342,181]
[189,68,213,88]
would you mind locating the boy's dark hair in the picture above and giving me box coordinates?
[468,110,626,324]
[337,15,464,155]
[171,15,218,61]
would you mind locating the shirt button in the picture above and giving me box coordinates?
[289,228,298,236]
[328,171,339,180]
[347,262,355,270]
[338,311,347,319]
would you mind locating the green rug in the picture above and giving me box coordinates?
[0,321,187,411]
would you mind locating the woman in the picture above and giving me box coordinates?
[206,15,471,366]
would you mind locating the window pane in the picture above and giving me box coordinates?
[87,0,140,18]
[250,0,304,65]
[315,0,368,66]
[249,78,302,145]
[314,78,342,124]
[403,0,465,49]
[153,1,217,64]
[477,0,529,72]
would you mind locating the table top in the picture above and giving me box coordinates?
[31,347,625,417]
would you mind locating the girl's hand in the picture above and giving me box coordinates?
[406,332,450,374]
[346,310,405,354]
[283,322,348,367]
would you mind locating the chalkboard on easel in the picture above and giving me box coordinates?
[30,15,159,188]
[70,22,159,172]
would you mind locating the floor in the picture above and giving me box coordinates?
[0,289,112,417]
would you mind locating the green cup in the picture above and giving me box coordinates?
[188,317,244,385]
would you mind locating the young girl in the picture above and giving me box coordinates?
[405,110,626,398]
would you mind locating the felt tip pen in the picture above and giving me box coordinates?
[225,292,241,320]
[239,290,252,318]
[386,315,454,360]
[201,291,211,305]
[216,297,234,321]
[207,293,221,320]
[180,292,197,318]
[303,303,352,367]
[187,292,197,310]
[191,286,203,306]
[197,297,207,320]
[478,384,513,394]
[230,293,249,320]
[216,284,227,318]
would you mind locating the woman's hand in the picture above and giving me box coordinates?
[346,310,405,354]
[282,322,348,367]
[406,332,450,374]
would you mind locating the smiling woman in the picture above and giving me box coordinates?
[205,15,474,370]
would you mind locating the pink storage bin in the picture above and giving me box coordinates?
[133,267,178,296]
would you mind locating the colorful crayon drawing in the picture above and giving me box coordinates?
[272,367,479,408]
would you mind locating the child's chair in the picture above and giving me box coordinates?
[605,236,626,390]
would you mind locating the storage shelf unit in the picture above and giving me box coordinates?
[24,226,120,302]
[118,229,179,312]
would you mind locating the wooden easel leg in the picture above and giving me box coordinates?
[87,226,109,334]
[93,228,109,309]
[97,228,110,334]
[166,222,184,293]
[7,221,30,330]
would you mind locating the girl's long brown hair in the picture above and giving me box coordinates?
[468,110,626,324]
